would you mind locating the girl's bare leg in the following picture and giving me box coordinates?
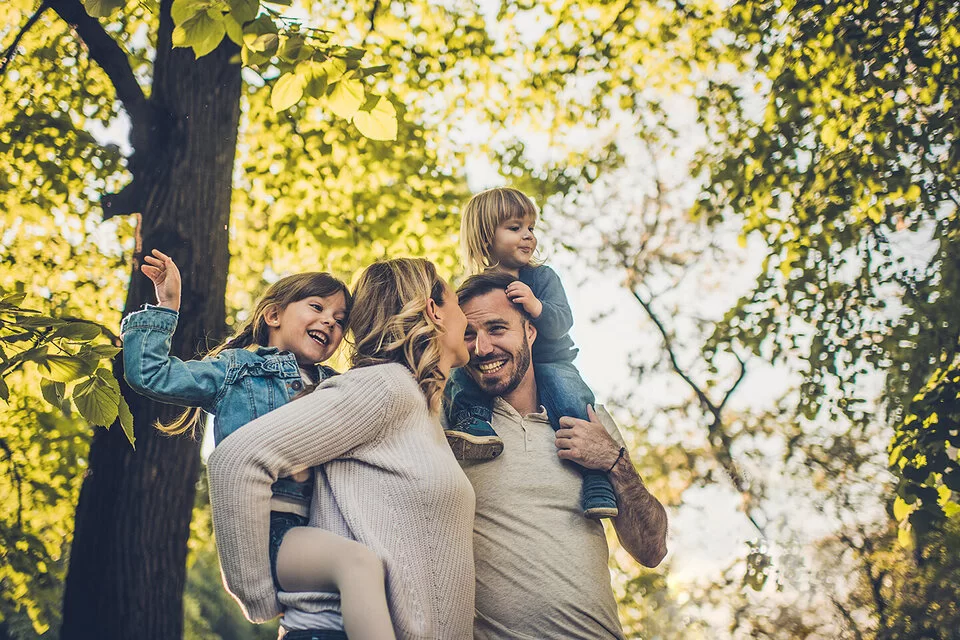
[276,526,396,640]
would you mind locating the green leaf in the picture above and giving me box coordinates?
[1,332,34,343]
[170,0,210,24]
[278,34,305,61]
[74,374,121,427]
[40,378,66,410]
[227,0,259,23]
[353,96,398,141]
[16,316,66,329]
[323,58,347,84]
[0,377,7,402]
[0,292,27,307]
[81,0,126,18]
[892,496,912,522]
[224,13,244,45]
[172,10,227,58]
[118,395,136,449]
[53,322,102,341]
[86,344,122,359]
[245,32,279,54]
[327,78,364,120]
[300,60,328,98]
[39,356,93,383]
[271,73,305,112]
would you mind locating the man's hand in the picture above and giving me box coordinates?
[141,249,182,312]
[505,280,543,319]
[555,405,621,470]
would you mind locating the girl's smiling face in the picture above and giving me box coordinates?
[490,215,537,271]
[265,292,348,366]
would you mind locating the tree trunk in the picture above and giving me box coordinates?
[60,1,241,636]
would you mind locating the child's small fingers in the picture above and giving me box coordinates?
[151,249,171,261]
[140,265,160,279]
[143,255,164,267]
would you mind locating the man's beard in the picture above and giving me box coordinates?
[470,329,532,397]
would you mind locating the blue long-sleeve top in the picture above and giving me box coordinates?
[518,265,578,363]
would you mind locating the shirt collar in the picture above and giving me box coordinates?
[492,396,548,420]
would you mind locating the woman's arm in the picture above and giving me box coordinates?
[206,365,399,622]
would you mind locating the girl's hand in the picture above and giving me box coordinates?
[141,249,182,312]
[505,280,543,318]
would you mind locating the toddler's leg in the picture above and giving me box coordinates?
[442,367,503,460]
[536,361,619,520]
[276,527,396,640]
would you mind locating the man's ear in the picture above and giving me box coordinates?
[264,304,281,327]
[525,318,537,346]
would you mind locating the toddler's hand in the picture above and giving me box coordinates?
[505,280,543,318]
[141,249,182,312]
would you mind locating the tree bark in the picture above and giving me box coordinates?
[60,1,241,636]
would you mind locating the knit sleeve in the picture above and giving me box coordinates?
[206,364,402,622]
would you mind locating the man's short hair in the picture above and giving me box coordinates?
[457,272,533,322]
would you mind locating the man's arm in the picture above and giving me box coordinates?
[607,448,668,567]
[555,405,668,567]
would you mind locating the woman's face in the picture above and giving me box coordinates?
[434,281,470,373]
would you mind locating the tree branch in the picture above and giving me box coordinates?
[48,0,151,125]
[0,0,50,78]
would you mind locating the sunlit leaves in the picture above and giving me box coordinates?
[326,76,363,119]
[81,0,125,18]
[270,71,304,112]
[0,288,133,448]
[354,96,398,141]
[172,8,226,58]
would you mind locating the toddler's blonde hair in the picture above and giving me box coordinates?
[460,187,540,274]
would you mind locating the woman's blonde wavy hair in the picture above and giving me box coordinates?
[349,258,449,413]
[460,186,541,274]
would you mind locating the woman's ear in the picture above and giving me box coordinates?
[425,297,443,328]
[263,304,281,327]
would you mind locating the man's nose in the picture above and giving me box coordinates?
[474,333,492,356]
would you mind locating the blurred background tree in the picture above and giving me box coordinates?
[1,0,958,638]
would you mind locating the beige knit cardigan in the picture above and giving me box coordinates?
[207,362,476,639]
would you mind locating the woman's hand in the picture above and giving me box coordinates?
[141,249,182,312]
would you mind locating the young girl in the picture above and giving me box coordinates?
[120,249,396,640]
[445,187,619,520]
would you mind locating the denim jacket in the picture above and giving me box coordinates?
[121,305,337,504]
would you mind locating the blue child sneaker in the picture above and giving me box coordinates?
[444,418,504,460]
[581,471,619,519]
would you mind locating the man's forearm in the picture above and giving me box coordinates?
[608,451,668,567]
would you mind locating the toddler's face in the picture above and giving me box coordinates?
[490,215,537,270]
[265,292,348,366]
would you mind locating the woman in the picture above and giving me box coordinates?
[207,258,476,639]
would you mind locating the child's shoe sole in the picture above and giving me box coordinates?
[444,431,504,460]
[583,506,619,520]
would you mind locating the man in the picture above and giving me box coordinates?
[454,272,668,639]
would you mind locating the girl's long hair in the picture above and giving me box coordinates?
[349,258,448,413]
[460,186,541,274]
[157,272,352,438]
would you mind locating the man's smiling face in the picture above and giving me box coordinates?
[461,289,537,397]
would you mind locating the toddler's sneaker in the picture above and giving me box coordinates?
[444,418,504,460]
